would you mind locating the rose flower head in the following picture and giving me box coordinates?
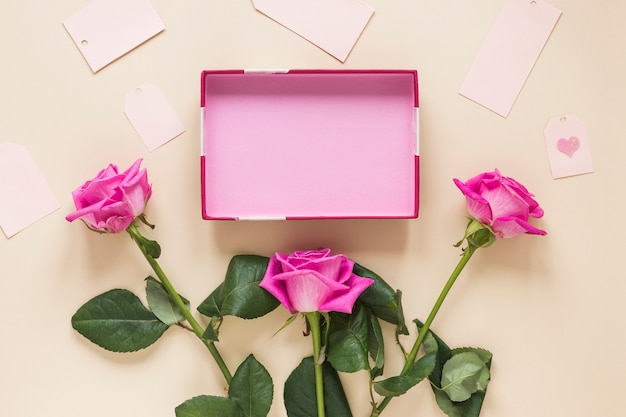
[259,249,374,314]
[453,169,546,239]
[66,159,152,233]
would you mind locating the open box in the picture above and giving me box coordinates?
[200,69,419,220]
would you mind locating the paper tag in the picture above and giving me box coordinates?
[124,83,185,151]
[544,115,593,178]
[63,0,165,72]
[252,0,374,62]
[0,142,60,238]
[459,0,561,117]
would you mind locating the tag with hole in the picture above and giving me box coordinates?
[0,142,60,238]
[459,0,562,117]
[124,83,185,151]
[63,0,165,72]
[544,115,593,178]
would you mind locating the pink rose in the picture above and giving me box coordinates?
[66,159,152,233]
[453,169,546,238]
[259,249,375,314]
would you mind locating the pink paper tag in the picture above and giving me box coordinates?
[459,0,561,117]
[124,83,185,151]
[0,142,60,238]
[251,0,374,62]
[544,115,594,178]
[63,0,165,72]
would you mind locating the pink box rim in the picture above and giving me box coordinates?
[200,69,420,220]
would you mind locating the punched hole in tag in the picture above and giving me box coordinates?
[560,116,567,123]
[530,1,537,7]
[81,40,88,46]
[135,88,143,95]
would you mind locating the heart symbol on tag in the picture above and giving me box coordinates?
[557,136,579,158]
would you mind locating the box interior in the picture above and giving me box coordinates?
[201,71,418,219]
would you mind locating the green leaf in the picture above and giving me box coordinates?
[229,355,273,417]
[202,317,220,342]
[367,311,385,378]
[142,237,161,258]
[433,389,487,417]
[175,395,242,417]
[352,263,408,334]
[414,319,452,387]
[145,276,190,326]
[327,305,370,373]
[197,283,222,316]
[452,347,493,366]
[284,357,352,417]
[197,255,279,319]
[372,351,436,397]
[272,313,299,337]
[71,289,169,352]
[134,233,161,258]
[414,319,492,417]
[406,351,438,380]
[441,352,490,402]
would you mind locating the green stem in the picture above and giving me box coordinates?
[305,312,326,417]
[374,245,477,415]
[127,223,233,384]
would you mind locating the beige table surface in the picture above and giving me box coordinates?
[1,1,624,416]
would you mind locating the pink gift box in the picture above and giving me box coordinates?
[200,69,419,220]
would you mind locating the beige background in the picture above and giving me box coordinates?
[1,0,624,416]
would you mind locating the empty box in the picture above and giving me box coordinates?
[200,69,419,220]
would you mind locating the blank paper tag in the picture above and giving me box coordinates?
[63,0,165,72]
[124,83,185,151]
[459,0,561,117]
[252,0,374,62]
[0,142,60,238]
[544,115,593,178]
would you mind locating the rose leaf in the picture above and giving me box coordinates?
[284,357,353,417]
[229,354,273,417]
[145,276,190,326]
[71,289,169,352]
[175,395,242,417]
[197,255,279,319]
[327,305,370,373]
[440,352,491,402]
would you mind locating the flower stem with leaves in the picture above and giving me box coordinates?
[127,223,233,384]
[373,220,494,416]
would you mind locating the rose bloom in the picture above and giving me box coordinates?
[66,159,152,233]
[259,249,374,314]
[453,169,546,238]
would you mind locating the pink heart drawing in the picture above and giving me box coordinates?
[557,136,579,158]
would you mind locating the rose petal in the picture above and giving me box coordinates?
[283,271,338,313]
[120,169,151,217]
[65,199,107,223]
[305,254,343,278]
[121,158,142,181]
[104,214,135,233]
[453,178,493,224]
[318,274,374,314]
[275,252,297,272]
[335,257,355,284]
[259,257,295,311]
[501,175,544,218]
[479,181,529,221]
[75,173,126,207]
[492,216,547,238]
[287,249,331,269]
[260,270,348,313]
[463,170,498,191]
